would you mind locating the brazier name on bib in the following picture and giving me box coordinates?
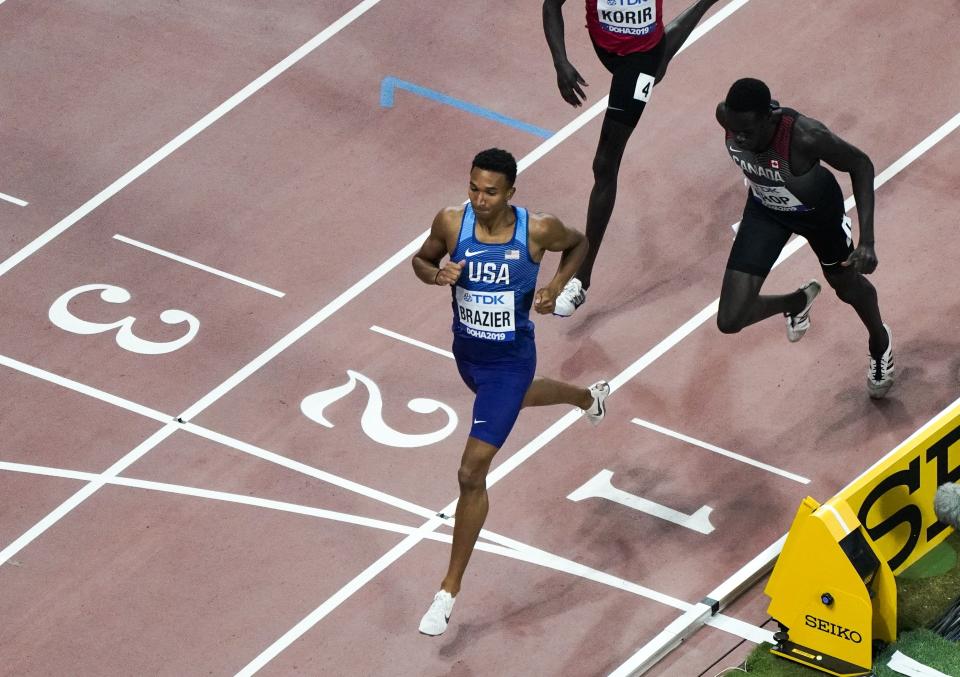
[456,287,515,341]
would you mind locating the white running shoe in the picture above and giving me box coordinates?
[418,590,455,636]
[584,381,610,426]
[785,280,822,342]
[553,278,586,317]
[867,324,894,399]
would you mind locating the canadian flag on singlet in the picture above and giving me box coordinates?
[586,0,664,56]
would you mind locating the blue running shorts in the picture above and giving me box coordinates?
[454,351,536,448]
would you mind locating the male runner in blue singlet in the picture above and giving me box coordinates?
[715,78,893,398]
[412,148,610,635]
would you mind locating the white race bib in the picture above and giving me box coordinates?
[456,287,515,342]
[747,179,808,212]
[596,0,658,36]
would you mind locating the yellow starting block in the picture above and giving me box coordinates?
[766,497,896,675]
[765,399,960,675]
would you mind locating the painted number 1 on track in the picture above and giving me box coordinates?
[568,469,715,534]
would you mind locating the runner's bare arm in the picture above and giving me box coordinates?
[798,117,878,273]
[530,213,588,314]
[412,208,465,286]
[543,0,588,107]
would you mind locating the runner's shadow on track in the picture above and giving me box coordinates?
[437,576,636,669]
[559,277,671,341]
[557,335,617,381]
[815,334,960,443]
[558,258,719,345]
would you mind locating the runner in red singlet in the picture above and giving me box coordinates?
[543,0,723,316]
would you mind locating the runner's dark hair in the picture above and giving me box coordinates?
[472,148,517,186]
[725,78,772,115]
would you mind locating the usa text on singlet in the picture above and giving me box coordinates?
[450,204,539,344]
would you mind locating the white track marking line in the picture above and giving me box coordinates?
[369,325,453,359]
[0,0,385,279]
[0,347,765,640]
[10,1,953,665]
[0,353,171,423]
[612,397,960,676]
[0,424,179,566]
[0,0,756,569]
[706,614,773,645]
[630,417,810,484]
[0,458,765,640]
[185,419,758,639]
[516,0,750,173]
[234,527,432,677]
[182,422,440,521]
[113,234,285,298]
[0,191,28,207]
[5,104,957,659]
[0,461,94,483]
[11,0,751,424]
[468,529,766,642]
[0,460,435,540]
[609,536,783,677]
[177,235,429,421]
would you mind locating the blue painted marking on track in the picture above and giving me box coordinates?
[380,76,554,140]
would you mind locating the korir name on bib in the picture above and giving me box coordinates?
[456,286,516,342]
[597,0,658,36]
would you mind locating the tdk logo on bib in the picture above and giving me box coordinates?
[462,292,505,305]
[456,287,515,342]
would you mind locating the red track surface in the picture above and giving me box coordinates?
[1,1,959,675]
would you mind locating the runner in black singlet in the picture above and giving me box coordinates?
[715,78,894,398]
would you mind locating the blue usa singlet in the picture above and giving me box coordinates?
[450,203,540,360]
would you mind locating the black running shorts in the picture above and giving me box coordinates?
[726,193,855,278]
[592,37,666,128]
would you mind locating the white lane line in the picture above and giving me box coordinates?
[186,416,761,639]
[183,422,439,521]
[0,191,28,207]
[0,461,94,483]
[85,0,758,427]
[113,234,285,298]
[369,325,453,359]
[0,0,386,279]
[0,460,433,540]
[0,353,171,424]
[5,102,957,660]
[516,0,752,172]
[630,417,810,484]
[0,0,759,574]
[472,529,767,641]
[234,525,433,677]
[605,111,960,675]
[706,614,773,645]
[177,235,428,422]
[9,2,954,668]
[0,457,762,641]
[0,424,179,566]
[608,536,783,677]
[611,399,960,676]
